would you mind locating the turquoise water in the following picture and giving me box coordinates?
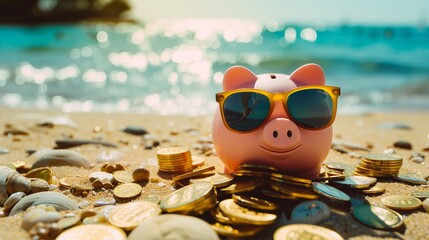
[0,19,428,115]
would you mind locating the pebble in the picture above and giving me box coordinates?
[80,210,97,220]
[94,197,116,207]
[82,215,107,224]
[383,148,396,154]
[423,198,429,213]
[290,200,331,224]
[57,213,80,230]
[98,205,116,219]
[133,167,150,182]
[411,156,425,163]
[78,200,90,209]
[32,150,91,169]
[96,150,125,163]
[377,122,412,130]
[0,148,9,154]
[4,192,26,211]
[332,140,370,152]
[3,125,29,136]
[89,172,113,182]
[122,126,148,136]
[393,140,412,150]
[423,144,429,152]
[29,178,50,193]
[37,115,77,128]
[55,139,117,149]
[22,207,62,231]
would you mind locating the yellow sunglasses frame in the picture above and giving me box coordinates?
[216,85,341,133]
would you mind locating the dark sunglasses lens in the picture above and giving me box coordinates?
[287,89,333,129]
[223,92,270,131]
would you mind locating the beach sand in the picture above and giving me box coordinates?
[0,106,429,240]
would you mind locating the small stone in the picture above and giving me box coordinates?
[55,139,117,149]
[3,125,29,136]
[383,148,396,154]
[4,192,26,211]
[103,164,115,173]
[78,200,90,209]
[423,198,429,213]
[82,215,107,224]
[0,148,9,154]
[94,197,116,207]
[411,156,425,163]
[89,172,113,182]
[133,167,150,182]
[101,179,113,189]
[122,126,148,136]
[97,205,116,219]
[80,210,97,220]
[291,200,331,224]
[70,184,92,196]
[29,178,50,193]
[423,144,429,152]
[91,179,103,189]
[377,122,412,130]
[393,140,412,150]
[115,164,125,171]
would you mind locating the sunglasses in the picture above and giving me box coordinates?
[216,86,340,132]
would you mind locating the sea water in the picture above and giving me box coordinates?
[0,19,428,115]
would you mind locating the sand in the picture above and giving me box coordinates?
[0,106,429,240]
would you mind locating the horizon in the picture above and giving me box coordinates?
[128,0,429,27]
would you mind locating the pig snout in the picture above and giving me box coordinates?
[261,118,301,151]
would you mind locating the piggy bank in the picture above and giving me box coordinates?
[212,64,340,179]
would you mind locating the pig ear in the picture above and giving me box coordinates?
[223,66,258,91]
[290,63,325,86]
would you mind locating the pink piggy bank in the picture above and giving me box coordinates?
[212,64,340,179]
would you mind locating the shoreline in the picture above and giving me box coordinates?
[0,106,429,239]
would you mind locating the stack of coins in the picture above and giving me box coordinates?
[157,147,193,174]
[354,154,403,177]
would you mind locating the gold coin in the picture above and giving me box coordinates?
[258,189,299,200]
[113,183,142,199]
[108,201,161,230]
[270,172,312,185]
[192,156,205,168]
[219,199,277,226]
[363,153,403,161]
[211,222,264,238]
[56,224,126,240]
[381,195,422,210]
[361,185,386,194]
[274,224,344,240]
[233,169,271,178]
[113,171,134,183]
[172,166,215,182]
[220,179,266,194]
[271,182,318,199]
[160,182,214,213]
[238,164,278,173]
[157,147,190,156]
[211,206,239,225]
[324,162,353,172]
[190,173,234,188]
[232,194,280,211]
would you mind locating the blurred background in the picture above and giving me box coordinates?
[0,0,428,115]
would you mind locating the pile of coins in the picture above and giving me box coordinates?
[168,163,359,238]
[354,154,403,177]
[156,147,193,174]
